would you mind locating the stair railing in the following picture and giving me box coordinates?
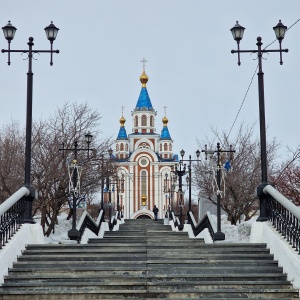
[0,187,29,249]
[108,211,118,230]
[171,211,183,230]
[76,209,104,243]
[263,184,300,254]
[188,211,217,241]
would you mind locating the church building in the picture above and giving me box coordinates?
[110,68,179,219]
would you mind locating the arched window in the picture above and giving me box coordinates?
[116,144,119,151]
[150,116,154,127]
[125,144,128,151]
[135,116,138,127]
[120,143,124,151]
[160,144,162,151]
[141,170,147,196]
[142,114,147,126]
[169,143,172,151]
[164,143,168,151]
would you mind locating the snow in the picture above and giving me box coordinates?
[44,213,72,244]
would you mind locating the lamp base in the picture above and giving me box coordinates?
[68,228,80,241]
[214,231,225,241]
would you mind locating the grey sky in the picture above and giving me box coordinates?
[1,1,299,162]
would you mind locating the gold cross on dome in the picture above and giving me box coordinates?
[141,58,147,70]
[121,105,125,115]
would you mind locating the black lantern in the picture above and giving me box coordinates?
[44,21,59,42]
[273,20,287,41]
[85,132,93,145]
[2,21,17,41]
[230,21,245,41]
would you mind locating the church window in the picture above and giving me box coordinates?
[141,170,147,196]
[120,143,124,151]
[169,143,172,151]
[116,144,119,151]
[164,143,168,151]
[135,116,138,127]
[150,116,154,126]
[142,115,147,126]
[140,158,147,166]
[125,144,128,151]
[160,144,162,151]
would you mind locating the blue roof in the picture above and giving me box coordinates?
[135,87,153,110]
[117,126,127,140]
[160,126,171,140]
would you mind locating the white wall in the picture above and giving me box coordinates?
[250,222,300,293]
[0,224,44,284]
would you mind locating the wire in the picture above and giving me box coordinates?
[226,18,300,141]
[226,64,258,140]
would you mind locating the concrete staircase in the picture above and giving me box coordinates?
[0,219,298,299]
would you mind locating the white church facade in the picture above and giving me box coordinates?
[110,69,179,219]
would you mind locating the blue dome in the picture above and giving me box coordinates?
[160,126,171,140]
[135,87,153,110]
[117,126,127,140]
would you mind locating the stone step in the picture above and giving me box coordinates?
[4,273,288,282]
[16,253,276,262]
[0,288,298,299]
[1,281,294,291]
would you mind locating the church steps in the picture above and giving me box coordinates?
[0,219,298,299]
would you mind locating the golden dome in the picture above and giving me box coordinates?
[119,115,126,127]
[162,116,168,126]
[140,70,149,87]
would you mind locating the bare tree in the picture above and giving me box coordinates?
[271,146,300,206]
[31,102,112,236]
[0,122,24,204]
[195,122,280,225]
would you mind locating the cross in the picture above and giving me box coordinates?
[141,58,147,70]
[163,106,167,116]
[121,105,125,115]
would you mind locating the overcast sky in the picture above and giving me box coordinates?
[1,1,299,162]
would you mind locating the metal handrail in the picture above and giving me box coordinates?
[263,184,300,254]
[0,187,30,248]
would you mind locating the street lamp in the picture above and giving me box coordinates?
[202,143,235,240]
[113,173,124,219]
[164,172,171,218]
[59,133,93,240]
[179,149,201,216]
[230,20,288,221]
[1,21,59,223]
[172,150,187,230]
[107,148,113,225]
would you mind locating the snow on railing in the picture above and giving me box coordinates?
[264,184,300,254]
[76,209,105,243]
[188,211,217,241]
[0,187,30,248]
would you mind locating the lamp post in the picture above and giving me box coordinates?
[202,143,235,240]
[107,148,113,225]
[164,173,171,218]
[172,149,187,230]
[1,21,59,223]
[179,149,201,216]
[230,20,288,221]
[59,132,93,240]
[113,173,124,219]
